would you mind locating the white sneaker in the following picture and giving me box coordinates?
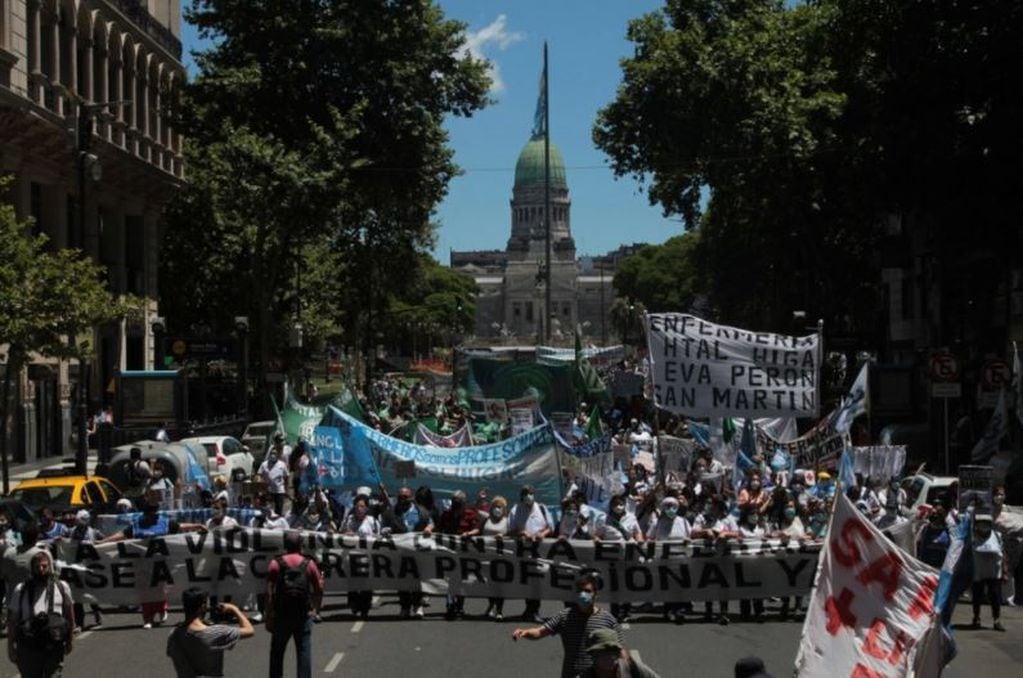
[142,622,152,629]
[250,612,263,623]
[414,605,425,618]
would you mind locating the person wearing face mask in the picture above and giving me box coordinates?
[508,485,553,623]
[691,499,737,624]
[38,508,68,544]
[205,499,239,531]
[557,496,592,540]
[98,491,207,628]
[67,510,104,630]
[259,437,291,516]
[917,506,951,569]
[481,496,509,620]
[439,490,480,619]
[646,496,691,623]
[511,572,622,678]
[738,471,769,515]
[971,514,1007,631]
[737,508,766,621]
[341,494,380,619]
[6,550,74,678]
[774,502,809,620]
[595,495,644,623]
[991,486,1020,606]
[380,486,432,618]
[147,460,177,510]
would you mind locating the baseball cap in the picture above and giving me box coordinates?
[585,628,623,654]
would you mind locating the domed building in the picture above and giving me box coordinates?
[450,123,623,343]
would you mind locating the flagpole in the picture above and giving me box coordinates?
[543,41,552,344]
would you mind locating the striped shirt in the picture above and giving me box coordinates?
[543,607,622,678]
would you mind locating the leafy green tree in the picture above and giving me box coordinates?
[162,0,491,389]
[609,298,647,348]
[613,233,701,312]
[594,0,882,331]
[0,189,125,490]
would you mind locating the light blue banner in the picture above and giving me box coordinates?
[313,406,562,505]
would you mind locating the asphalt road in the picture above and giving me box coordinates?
[0,594,1018,677]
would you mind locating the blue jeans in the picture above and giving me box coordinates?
[269,616,312,678]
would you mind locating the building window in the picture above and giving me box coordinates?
[125,215,145,295]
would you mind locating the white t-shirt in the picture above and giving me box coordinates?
[344,513,380,538]
[9,577,71,623]
[595,512,641,542]
[646,514,691,541]
[507,502,551,537]
[206,516,239,531]
[259,458,289,494]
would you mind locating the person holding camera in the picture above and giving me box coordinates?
[6,550,74,678]
[166,587,255,677]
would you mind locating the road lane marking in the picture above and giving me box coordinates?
[77,631,93,641]
[351,620,364,633]
[324,652,344,672]
[622,623,631,630]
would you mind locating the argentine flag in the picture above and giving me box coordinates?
[934,513,973,663]
[832,363,869,434]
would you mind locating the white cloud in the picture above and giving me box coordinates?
[459,14,525,93]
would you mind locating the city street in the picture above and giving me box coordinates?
[0,595,1017,677]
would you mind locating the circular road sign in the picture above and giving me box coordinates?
[982,359,1012,390]
[929,352,960,382]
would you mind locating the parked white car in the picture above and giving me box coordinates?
[900,472,957,518]
[180,436,254,482]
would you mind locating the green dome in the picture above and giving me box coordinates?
[514,137,566,188]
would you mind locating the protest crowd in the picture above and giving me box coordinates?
[1,323,1021,678]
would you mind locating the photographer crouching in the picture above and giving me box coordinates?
[6,550,74,678]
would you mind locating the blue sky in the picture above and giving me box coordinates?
[180,1,682,261]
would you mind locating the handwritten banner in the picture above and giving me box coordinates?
[645,314,820,418]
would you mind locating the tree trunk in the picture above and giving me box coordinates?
[0,353,23,495]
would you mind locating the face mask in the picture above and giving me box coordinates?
[577,590,594,608]
[664,507,678,519]
[523,494,535,506]
[490,507,504,519]
[994,494,1005,506]
[307,513,320,523]
[611,505,625,517]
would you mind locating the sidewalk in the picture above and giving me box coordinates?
[5,450,101,485]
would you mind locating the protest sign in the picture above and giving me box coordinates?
[509,408,535,436]
[756,410,843,468]
[659,435,697,481]
[315,407,561,507]
[851,446,907,482]
[645,314,820,418]
[413,423,474,448]
[560,450,617,511]
[484,398,508,424]
[58,528,822,606]
[795,492,939,677]
[958,465,994,514]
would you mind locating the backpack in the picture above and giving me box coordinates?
[273,556,311,619]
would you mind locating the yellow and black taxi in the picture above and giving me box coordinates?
[7,470,124,514]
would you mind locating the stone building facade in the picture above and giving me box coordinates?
[0,0,184,462]
[452,128,616,344]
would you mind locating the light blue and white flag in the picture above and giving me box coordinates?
[971,389,1007,463]
[832,363,869,435]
